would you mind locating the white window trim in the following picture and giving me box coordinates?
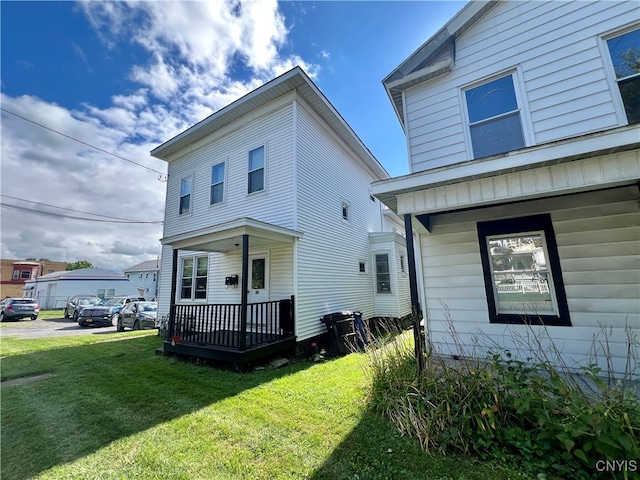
[341,199,351,224]
[179,173,194,217]
[210,160,227,207]
[374,251,393,295]
[460,68,533,161]
[247,143,267,196]
[599,23,640,126]
[178,254,209,303]
[486,230,559,317]
[358,260,368,275]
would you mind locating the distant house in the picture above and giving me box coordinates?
[151,67,411,363]
[1,258,67,298]
[124,259,161,300]
[25,268,140,309]
[372,0,639,375]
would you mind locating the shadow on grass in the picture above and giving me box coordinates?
[308,407,523,480]
[1,335,314,480]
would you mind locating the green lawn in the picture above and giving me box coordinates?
[1,333,530,480]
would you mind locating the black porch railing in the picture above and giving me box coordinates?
[168,296,294,350]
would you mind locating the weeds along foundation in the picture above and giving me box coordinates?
[361,316,640,479]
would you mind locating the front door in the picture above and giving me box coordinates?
[248,254,269,304]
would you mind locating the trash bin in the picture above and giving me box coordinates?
[353,311,368,348]
[321,311,357,355]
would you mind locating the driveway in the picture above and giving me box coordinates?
[0,317,117,339]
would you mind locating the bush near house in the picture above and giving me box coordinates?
[365,323,640,479]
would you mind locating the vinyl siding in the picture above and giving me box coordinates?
[404,0,637,173]
[294,100,386,340]
[162,99,295,239]
[420,186,640,375]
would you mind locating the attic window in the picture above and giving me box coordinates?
[359,261,366,273]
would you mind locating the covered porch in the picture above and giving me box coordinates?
[161,218,302,363]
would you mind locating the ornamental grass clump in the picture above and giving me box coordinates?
[363,318,640,479]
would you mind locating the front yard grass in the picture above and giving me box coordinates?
[1,334,530,480]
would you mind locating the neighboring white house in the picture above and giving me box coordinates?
[151,67,411,362]
[124,259,161,300]
[24,268,141,309]
[372,0,639,376]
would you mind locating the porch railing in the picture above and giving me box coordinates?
[168,296,294,350]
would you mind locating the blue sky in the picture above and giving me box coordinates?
[1,1,465,270]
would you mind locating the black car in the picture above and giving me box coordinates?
[78,296,145,328]
[116,301,158,331]
[64,295,101,321]
[0,298,40,321]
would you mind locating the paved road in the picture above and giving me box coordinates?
[0,317,117,339]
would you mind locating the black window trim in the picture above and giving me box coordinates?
[477,214,571,327]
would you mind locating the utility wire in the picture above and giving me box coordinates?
[1,107,168,180]
[1,203,164,224]
[0,194,162,223]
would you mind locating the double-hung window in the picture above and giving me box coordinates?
[180,256,208,300]
[210,162,225,205]
[464,73,525,159]
[248,146,265,194]
[477,214,570,326]
[606,27,640,125]
[375,253,392,294]
[179,177,192,215]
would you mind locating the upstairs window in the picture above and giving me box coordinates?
[211,162,225,205]
[342,200,350,222]
[12,270,19,279]
[606,27,640,125]
[464,73,525,159]
[248,146,265,194]
[21,270,32,279]
[179,177,192,215]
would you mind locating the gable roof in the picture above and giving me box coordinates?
[124,259,160,273]
[151,66,389,180]
[383,0,499,128]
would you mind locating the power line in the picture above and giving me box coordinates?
[1,204,164,224]
[0,194,162,223]
[1,107,168,180]
[0,195,163,224]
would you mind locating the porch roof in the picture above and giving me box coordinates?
[160,217,303,252]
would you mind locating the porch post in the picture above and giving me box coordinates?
[404,214,425,374]
[239,234,249,350]
[168,248,179,339]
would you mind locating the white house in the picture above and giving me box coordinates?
[152,67,411,363]
[24,268,141,309]
[372,0,639,376]
[123,259,161,300]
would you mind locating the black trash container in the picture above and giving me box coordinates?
[353,311,368,348]
[321,311,357,355]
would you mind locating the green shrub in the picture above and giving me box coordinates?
[364,323,640,479]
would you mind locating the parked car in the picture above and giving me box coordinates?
[64,295,101,320]
[0,298,40,321]
[116,301,158,331]
[77,296,145,328]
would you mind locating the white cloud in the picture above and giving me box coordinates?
[1,0,318,272]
